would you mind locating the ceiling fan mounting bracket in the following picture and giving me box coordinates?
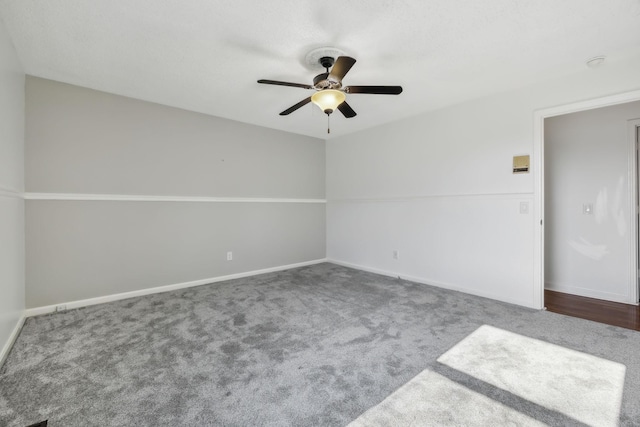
[319,56,334,70]
[304,47,347,70]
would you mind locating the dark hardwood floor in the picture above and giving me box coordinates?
[545,290,640,331]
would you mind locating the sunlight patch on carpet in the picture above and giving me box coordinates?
[438,325,626,427]
[347,369,547,427]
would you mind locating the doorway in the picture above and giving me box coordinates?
[533,90,640,311]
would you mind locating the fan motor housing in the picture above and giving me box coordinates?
[313,72,342,90]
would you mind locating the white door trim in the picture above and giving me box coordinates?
[533,90,640,309]
[630,118,640,304]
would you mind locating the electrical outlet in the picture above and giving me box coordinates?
[393,250,400,260]
[55,304,67,312]
[226,251,233,261]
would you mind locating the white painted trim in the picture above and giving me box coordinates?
[24,259,328,317]
[24,193,326,203]
[628,119,640,304]
[328,192,533,204]
[545,282,639,306]
[0,314,26,368]
[327,259,537,309]
[532,106,545,310]
[0,185,23,199]
[534,89,640,309]
[535,90,640,120]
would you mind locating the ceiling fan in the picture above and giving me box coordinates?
[257,55,402,132]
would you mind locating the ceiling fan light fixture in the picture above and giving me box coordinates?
[311,89,346,114]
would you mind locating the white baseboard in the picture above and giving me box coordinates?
[544,281,638,305]
[25,258,328,317]
[327,259,536,309]
[328,259,403,279]
[0,314,26,368]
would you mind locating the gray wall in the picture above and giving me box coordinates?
[0,17,25,356]
[26,77,325,308]
[26,77,325,198]
[545,101,640,303]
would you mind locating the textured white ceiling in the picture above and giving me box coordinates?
[1,0,639,139]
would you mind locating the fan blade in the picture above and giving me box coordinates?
[337,101,357,118]
[328,56,356,82]
[344,85,403,95]
[258,79,313,90]
[279,97,312,115]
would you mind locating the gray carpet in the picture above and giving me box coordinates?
[1,263,639,426]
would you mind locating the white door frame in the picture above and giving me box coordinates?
[631,118,640,303]
[533,89,640,310]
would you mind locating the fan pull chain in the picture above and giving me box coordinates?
[327,114,330,134]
